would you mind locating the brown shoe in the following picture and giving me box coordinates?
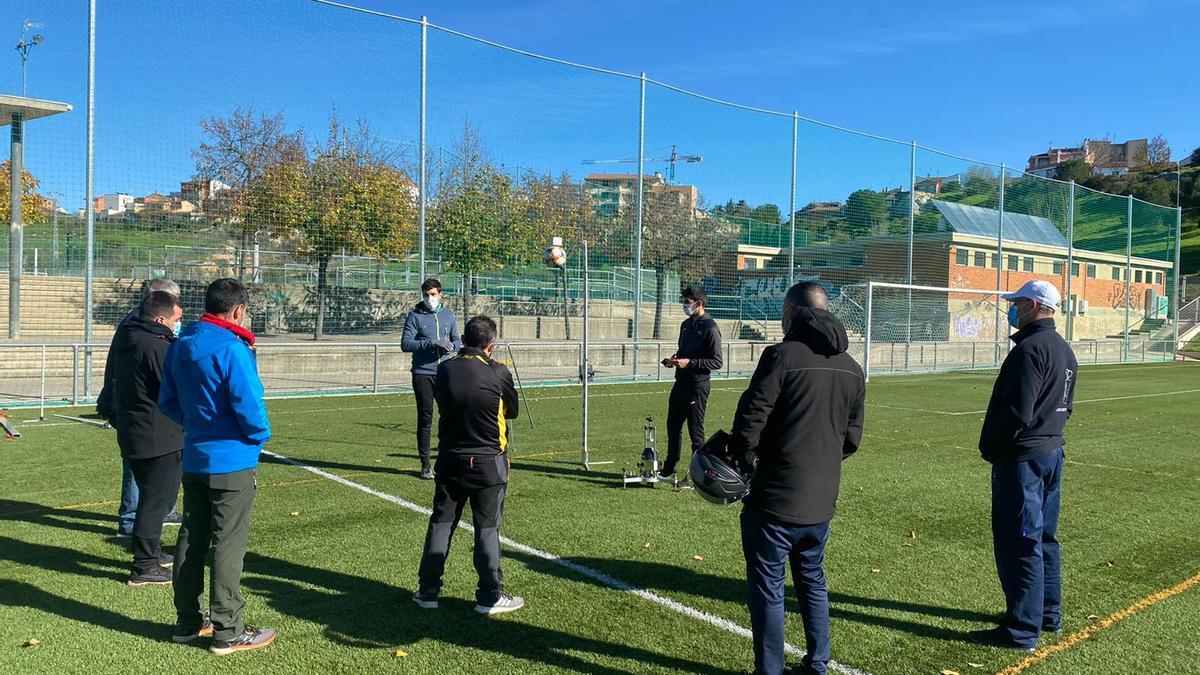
[209,625,276,655]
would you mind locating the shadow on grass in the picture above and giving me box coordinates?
[259,452,419,478]
[508,552,992,642]
[0,498,119,536]
[242,552,731,674]
[0,535,129,583]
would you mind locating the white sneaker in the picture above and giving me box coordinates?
[475,593,524,616]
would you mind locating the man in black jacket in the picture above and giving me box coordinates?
[730,282,864,675]
[660,285,723,479]
[98,277,181,538]
[969,280,1077,651]
[110,290,185,586]
[414,315,523,616]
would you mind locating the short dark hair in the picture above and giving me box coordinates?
[681,285,707,306]
[204,278,249,315]
[421,278,443,294]
[141,290,180,321]
[463,315,498,349]
[784,281,828,310]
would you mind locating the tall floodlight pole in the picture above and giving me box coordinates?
[84,0,96,395]
[417,16,428,281]
[1065,180,1075,342]
[788,112,797,287]
[633,73,646,379]
[581,240,590,468]
[16,23,43,98]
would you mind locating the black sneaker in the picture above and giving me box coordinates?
[419,466,434,480]
[128,565,172,587]
[209,625,276,656]
[475,593,524,616]
[160,553,175,569]
[114,530,133,540]
[412,588,439,609]
[966,627,1036,652]
[172,615,214,643]
[162,511,183,527]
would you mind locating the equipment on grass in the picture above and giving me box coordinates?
[689,430,753,505]
[52,414,112,429]
[621,417,662,487]
[502,343,535,430]
[0,413,19,440]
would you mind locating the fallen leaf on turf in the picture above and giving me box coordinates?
[374,459,382,463]
[939,669,960,675]
[907,530,918,539]
[23,639,40,648]
[692,555,704,561]
[871,568,881,573]
[642,543,651,549]
[967,664,985,669]
[394,649,408,659]
[290,511,300,517]
[1105,560,1115,567]
[1087,614,1100,620]
[903,543,915,548]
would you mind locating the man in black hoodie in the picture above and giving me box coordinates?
[730,282,865,675]
[110,290,185,587]
[659,285,723,479]
[969,280,1077,652]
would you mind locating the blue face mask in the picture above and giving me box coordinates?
[1007,304,1021,329]
[172,321,182,337]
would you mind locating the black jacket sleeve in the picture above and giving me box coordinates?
[496,363,519,419]
[96,330,123,419]
[691,321,723,372]
[730,347,783,457]
[843,378,865,459]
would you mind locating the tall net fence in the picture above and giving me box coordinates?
[0,0,1184,405]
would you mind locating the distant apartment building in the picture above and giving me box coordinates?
[93,193,134,216]
[583,172,698,216]
[1026,139,1148,178]
[179,178,232,208]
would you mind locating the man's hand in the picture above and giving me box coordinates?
[673,358,691,369]
[661,357,675,368]
[437,340,454,354]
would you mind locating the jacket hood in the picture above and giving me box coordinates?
[784,307,849,355]
[114,314,175,353]
[174,321,245,363]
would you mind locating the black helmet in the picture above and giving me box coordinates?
[689,430,752,506]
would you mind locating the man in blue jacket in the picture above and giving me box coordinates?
[401,278,460,479]
[159,278,276,655]
[969,280,1077,652]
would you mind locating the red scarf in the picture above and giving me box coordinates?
[200,313,256,346]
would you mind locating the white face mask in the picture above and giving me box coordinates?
[424,296,440,311]
[173,321,182,337]
[682,303,695,317]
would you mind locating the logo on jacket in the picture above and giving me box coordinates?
[1061,368,1075,407]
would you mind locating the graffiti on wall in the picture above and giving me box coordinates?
[953,315,983,338]
[737,274,823,316]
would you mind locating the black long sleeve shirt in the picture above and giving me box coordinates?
[674,313,723,382]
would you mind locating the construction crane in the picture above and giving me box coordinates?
[581,145,702,183]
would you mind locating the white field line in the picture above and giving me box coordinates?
[261,449,870,675]
[869,388,1200,417]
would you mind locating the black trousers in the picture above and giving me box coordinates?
[665,378,711,472]
[128,450,182,573]
[173,468,257,642]
[418,460,508,605]
[413,373,437,467]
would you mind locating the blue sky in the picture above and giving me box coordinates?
[2,0,1196,213]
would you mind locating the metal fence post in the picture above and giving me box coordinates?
[372,343,380,393]
[84,0,97,397]
[905,140,916,370]
[71,345,79,406]
[418,15,428,281]
[863,282,874,382]
[1065,180,1075,342]
[788,111,798,287]
[1125,195,1133,362]
[40,345,47,421]
[1173,206,1182,358]
[632,72,646,379]
[995,163,1005,366]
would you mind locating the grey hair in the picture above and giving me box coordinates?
[145,277,180,298]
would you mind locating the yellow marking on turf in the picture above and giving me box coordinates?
[54,499,119,510]
[1062,460,1193,480]
[997,570,1200,675]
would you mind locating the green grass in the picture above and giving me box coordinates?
[2,363,1199,674]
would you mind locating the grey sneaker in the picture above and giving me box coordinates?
[210,625,276,655]
[162,511,183,526]
[128,565,172,587]
[419,466,435,480]
[475,593,524,616]
[412,589,439,609]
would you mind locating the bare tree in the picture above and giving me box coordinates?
[1147,134,1172,169]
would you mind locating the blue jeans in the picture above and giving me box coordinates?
[741,507,832,675]
[992,446,1064,647]
[118,459,140,534]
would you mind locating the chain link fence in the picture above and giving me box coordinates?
[0,0,1184,407]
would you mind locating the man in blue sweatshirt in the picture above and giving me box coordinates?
[159,278,275,655]
[401,278,461,479]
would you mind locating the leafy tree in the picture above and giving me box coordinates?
[0,161,50,225]
[1054,158,1092,183]
[844,189,888,237]
[243,114,416,339]
[1132,178,1174,207]
[1190,146,1200,166]
[750,203,781,225]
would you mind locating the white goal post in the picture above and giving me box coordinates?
[863,281,1010,382]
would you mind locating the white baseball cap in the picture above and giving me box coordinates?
[1002,280,1061,311]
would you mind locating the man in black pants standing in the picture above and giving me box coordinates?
[401,278,461,480]
[660,285,722,480]
[413,315,522,615]
[111,290,185,586]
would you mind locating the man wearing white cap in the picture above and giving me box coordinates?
[968,280,1078,651]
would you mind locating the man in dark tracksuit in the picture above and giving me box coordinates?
[98,277,182,537]
[414,315,523,615]
[110,291,184,586]
[970,280,1077,652]
[660,285,723,479]
[731,282,865,675]
[401,278,461,480]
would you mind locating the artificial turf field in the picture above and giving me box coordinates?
[2,361,1198,674]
